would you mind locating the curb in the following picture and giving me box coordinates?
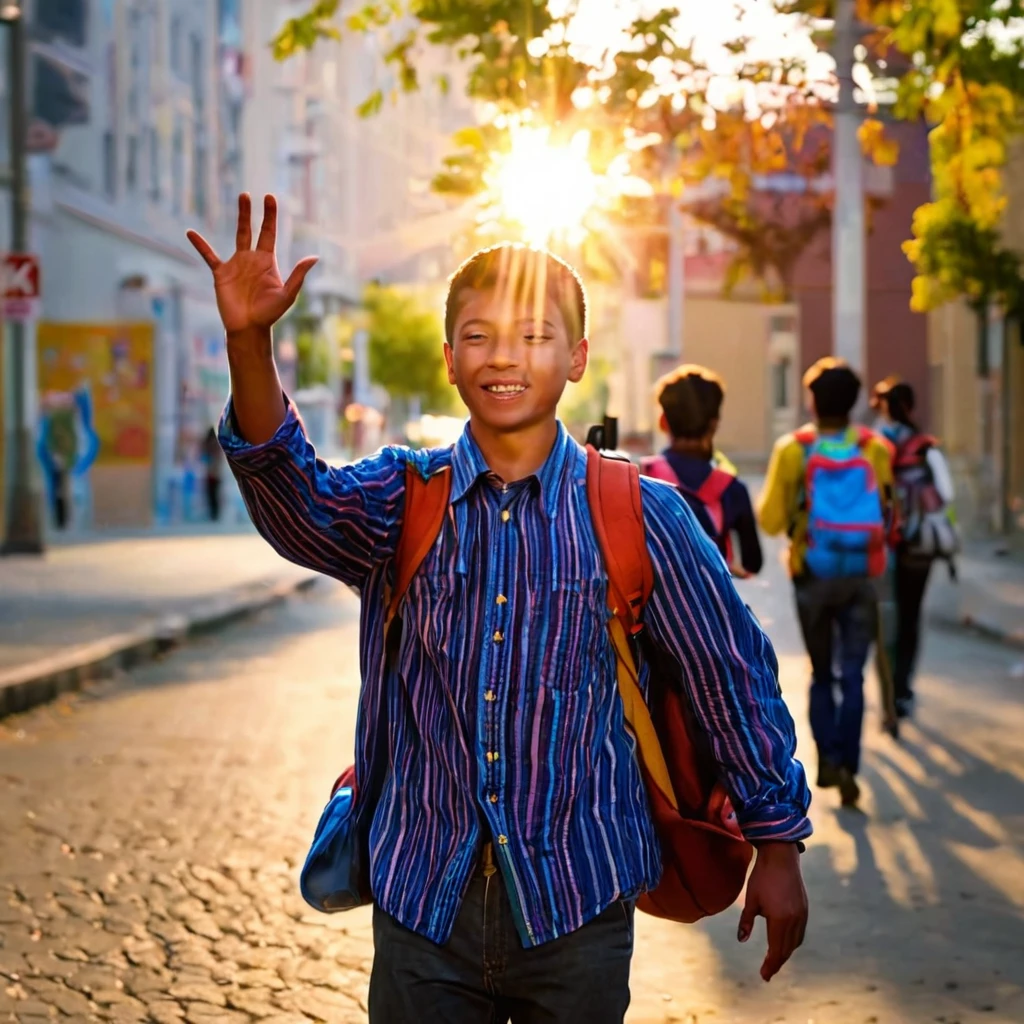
[0,573,322,719]
[927,609,1024,652]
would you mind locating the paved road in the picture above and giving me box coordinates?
[1,554,1022,1023]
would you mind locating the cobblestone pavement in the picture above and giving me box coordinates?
[1,553,1023,1023]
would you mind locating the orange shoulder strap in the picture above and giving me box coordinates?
[585,447,654,635]
[386,462,452,628]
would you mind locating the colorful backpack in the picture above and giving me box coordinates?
[893,434,959,561]
[301,448,753,924]
[794,426,887,579]
[641,455,736,567]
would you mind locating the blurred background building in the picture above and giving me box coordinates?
[0,0,474,534]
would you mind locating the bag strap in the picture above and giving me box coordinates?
[385,462,452,631]
[696,467,734,506]
[586,446,654,637]
[639,454,679,484]
[585,447,678,811]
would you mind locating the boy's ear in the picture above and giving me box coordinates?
[659,412,668,435]
[568,337,589,384]
[443,342,456,385]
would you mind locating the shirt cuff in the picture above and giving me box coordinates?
[217,395,305,468]
[736,805,813,845]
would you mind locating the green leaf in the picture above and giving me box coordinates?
[357,90,385,118]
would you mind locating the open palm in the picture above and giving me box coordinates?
[187,194,317,335]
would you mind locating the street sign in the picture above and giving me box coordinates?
[1,252,41,322]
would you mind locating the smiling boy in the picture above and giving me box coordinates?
[188,195,811,1024]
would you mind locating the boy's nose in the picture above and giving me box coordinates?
[487,334,521,366]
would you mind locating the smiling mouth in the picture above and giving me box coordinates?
[482,384,528,397]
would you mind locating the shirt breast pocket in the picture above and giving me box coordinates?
[528,577,610,694]
[401,571,459,678]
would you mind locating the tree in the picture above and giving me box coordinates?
[364,283,457,414]
[779,0,1024,316]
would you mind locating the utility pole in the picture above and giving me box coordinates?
[2,1,44,556]
[831,0,867,383]
[667,198,685,359]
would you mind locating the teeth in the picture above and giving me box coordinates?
[486,385,525,393]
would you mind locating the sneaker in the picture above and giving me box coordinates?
[838,768,861,808]
[817,760,841,789]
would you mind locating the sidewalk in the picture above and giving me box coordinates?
[926,545,1024,649]
[0,528,321,716]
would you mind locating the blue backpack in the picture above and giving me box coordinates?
[795,426,887,579]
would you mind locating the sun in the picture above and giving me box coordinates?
[483,124,601,247]
[481,121,653,247]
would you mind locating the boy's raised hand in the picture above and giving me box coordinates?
[186,193,317,338]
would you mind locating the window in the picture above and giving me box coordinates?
[194,136,207,218]
[190,32,205,112]
[103,130,116,199]
[772,356,791,411]
[170,14,183,77]
[172,120,184,215]
[148,126,161,200]
[126,134,139,192]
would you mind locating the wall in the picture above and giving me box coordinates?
[618,296,799,461]
[926,140,1024,537]
[794,120,932,424]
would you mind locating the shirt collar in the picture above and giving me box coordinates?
[450,420,575,518]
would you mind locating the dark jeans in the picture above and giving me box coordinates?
[794,575,878,775]
[368,868,634,1023]
[205,475,222,522]
[893,554,932,702]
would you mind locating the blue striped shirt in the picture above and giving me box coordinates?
[220,401,811,947]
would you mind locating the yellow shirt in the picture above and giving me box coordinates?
[757,424,895,577]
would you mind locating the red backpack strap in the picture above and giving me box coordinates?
[695,467,734,506]
[385,462,452,629]
[586,447,654,636]
[855,425,876,451]
[640,454,679,484]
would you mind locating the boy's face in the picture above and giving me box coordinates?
[444,287,587,435]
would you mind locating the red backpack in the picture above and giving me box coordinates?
[641,455,736,568]
[331,448,752,923]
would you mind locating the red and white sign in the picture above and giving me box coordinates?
[2,252,42,321]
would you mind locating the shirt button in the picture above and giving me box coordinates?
[497,834,508,845]
[484,690,496,702]
[489,794,499,804]
[493,630,504,643]
[495,594,507,605]
[486,751,500,762]
[501,510,511,523]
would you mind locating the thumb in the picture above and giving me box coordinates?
[737,888,759,943]
[283,256,318,304]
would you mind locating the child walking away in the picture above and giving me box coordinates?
[188,195,811,1024]
[642,365,764,578]
[758,358,895,809]
[872,377,958,720]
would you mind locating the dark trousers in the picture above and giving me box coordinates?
[205,475,221,522]
[795,575,878,775]
[893,554,932,702]
[368,868,634,1024]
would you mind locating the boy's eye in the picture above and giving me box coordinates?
[524,333,553,343]
[464,332,487,342]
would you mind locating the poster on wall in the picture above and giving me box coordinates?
[37,322,154,465]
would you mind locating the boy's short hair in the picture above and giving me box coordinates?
[444,243,588,345]
[654,364,726,440]
[802,357,861,419]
